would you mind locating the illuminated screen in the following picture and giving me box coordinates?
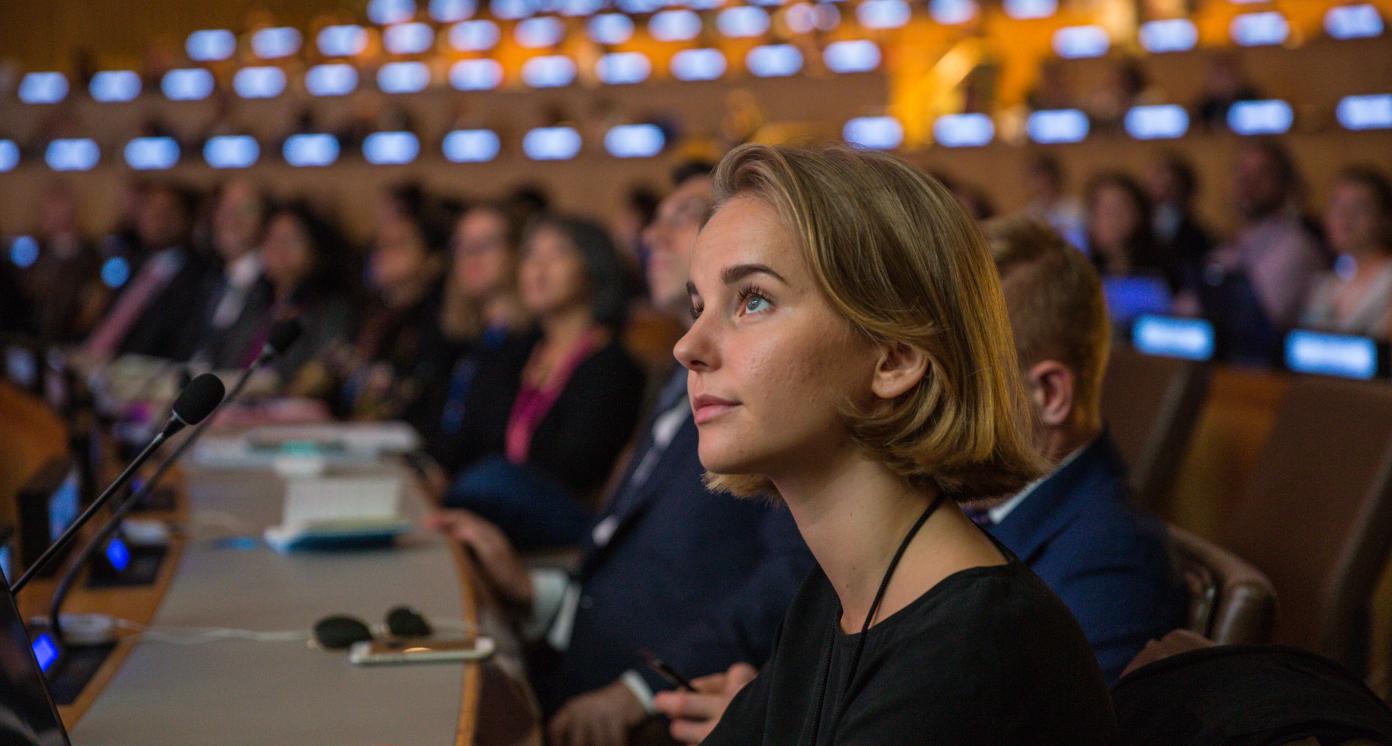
[1132,315,1215,361]
[48,471,80,543]
[1284,330,1380,380]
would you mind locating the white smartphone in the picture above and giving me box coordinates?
[349,636,496,666]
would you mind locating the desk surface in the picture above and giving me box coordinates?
[69,464,480,746]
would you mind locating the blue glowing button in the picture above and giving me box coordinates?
[1132,314,1215,361]
[90,70,142,103]
[1139,18,1197,53]
[650,10,702,42]
[10,236,38,269]
[930,0,976,24]
[516,17,565,48]
[824,40,880,73]
[378,61,431,93]
[163,68,215,101]
[718,7,771,38]
[933,113,994,147]
[105,536,132,573]
[369,0,417,25]
[597,52,651,85]
[1003,0,1055,20]
[1027,109,1089,144]
[1326,4,1384,40]
[1053,25,1109,59]
[318,25,369,56]
[45,139,100,172]
[1285,329,1381,380]
[522,56,577,88]
[450,20,501,51]
[233,66,287,99]
[1124,104,1189,140]
[124,137,181,171]
[431,0,477,22]
[283,134,341,167]
[32,633,60,673]
[748,44,803,78]
[19,72,68,104]
[672,49,726,81]
[1337,94,1392,131]
[306,64,359,97]
[252,27,302,59]
[385,22,435,54]
[101,257,131,288]
[1228,99,1293,135]
[588,14,634,44]
[1231,12,1289,46]
[204,135,260,169]
[187,29,236,62]
[605,124,665,158]
[523,126,582,160]
[443,129,501,163]
[857,0,910,29]
[0,140,19,173]
[450,59,504,91]
[843,116,903,150]
[363,132,421,165]
[0,545,10,585]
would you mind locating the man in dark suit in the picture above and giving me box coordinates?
[429,165,812,746]
[983,216,1188,682]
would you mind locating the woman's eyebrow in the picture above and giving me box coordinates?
[720,263,788,286]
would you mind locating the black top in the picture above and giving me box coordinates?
[705,544,1118,745]
[437,330,645,497]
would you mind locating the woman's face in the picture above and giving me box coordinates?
[518,225,590,318]
[674,196,878,481]
[1089,183,1141,257]
[371,214,430,292]
[1325,180,1383,256]
[452,209,513,301]
[260,214,314,290]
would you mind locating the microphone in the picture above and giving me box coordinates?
[9,373,226,594]
[45,319,302,642]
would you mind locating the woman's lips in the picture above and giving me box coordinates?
[691,394,740,425]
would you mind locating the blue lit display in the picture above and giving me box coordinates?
[718,7,770,37]
[49,472,79,542]
[124,137,181,170]
[252,27,302,58]
[857,0,910,29]
[1337,93,1392,130]
[0,545,9,584]
[283,134,341,167]
[784,3,841,33]
[1132,315,1215,361]
[1231,12,1289,46]
[1285,329,1380,380]
[105,536,132,574]
[1227,99,1293,135]
[204,135,260,169]
[378,61,431,93]
[559,0,604,16]
[1003,0,1055,20]
[32,633,59,673]
[1026,109,1089,144]
[306,64,359,96]
[671,48,727,81]
[605,124,665,158]
[1124,104,1189,140]
[318,25,369,56]
[187,29,237,61]
[930,0,976,24]
[431,0,477,22]
[90,70,142,103]
[517,16,565,47]
[10,236,38,268]
[443,129,501,162]
[233,66,287,98]
[1053,25,1109,58]
[491,0,533,20]
[747,44,803,77]
[450,20,501,51]
[824,39,880,73]
[1103,276,1173,325]
[650,10,701,41]
[597,52,651,84]
[101,257,131,288]
[0,140,20,172]
[617,0,664,13]
[588,14,634,44]
[363,131,421,165]
[18,72,68,104]
[385,22,436,54]
[843,116,903,150]
[45,139,100,172]
[369,0,417,25]
[523,126,582,160]
[1138,18,1197,53]
[163,68,215,101]
[522,56,577,87]
[1325,4,1384,39]
[450,59,504,90]
[933,113,994,147]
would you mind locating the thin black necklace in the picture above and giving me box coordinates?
[806,490,950,745]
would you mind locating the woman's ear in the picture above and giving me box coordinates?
[870,341,930,401]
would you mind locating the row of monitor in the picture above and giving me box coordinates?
[1130,315,1390,381]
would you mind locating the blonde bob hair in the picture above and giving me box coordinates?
[705,144,1047,500]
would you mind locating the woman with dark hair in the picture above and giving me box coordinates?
[1086,172,1182,290]
[439,214,645,549]
[1302,166,1392,338]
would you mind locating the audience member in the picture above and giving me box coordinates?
[1085,172,1179,289]
[1023,153,1086,249]
[439,215,644,548]
[1193,53,1262,130]
[666,144,1114,743]
[187,179,272,369]
[1146,152,1214,282]
[17,183,108,343]
[429,165,811,745]
[1301,167,1392,338]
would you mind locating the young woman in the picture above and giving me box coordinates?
[674,145,1116,743]
[1301,167,1392,338]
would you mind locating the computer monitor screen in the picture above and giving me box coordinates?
[47,472,80,545]
[0,584,70,745]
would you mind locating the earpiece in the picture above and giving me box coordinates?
[312,615,373,650]
[385,605,432,638]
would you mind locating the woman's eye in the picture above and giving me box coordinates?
[743,294,771,315]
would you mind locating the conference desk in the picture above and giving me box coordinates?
[57,453,533,745]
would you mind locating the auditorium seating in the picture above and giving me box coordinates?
[1219,377,1392,676]
[1167,523,1275,645]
